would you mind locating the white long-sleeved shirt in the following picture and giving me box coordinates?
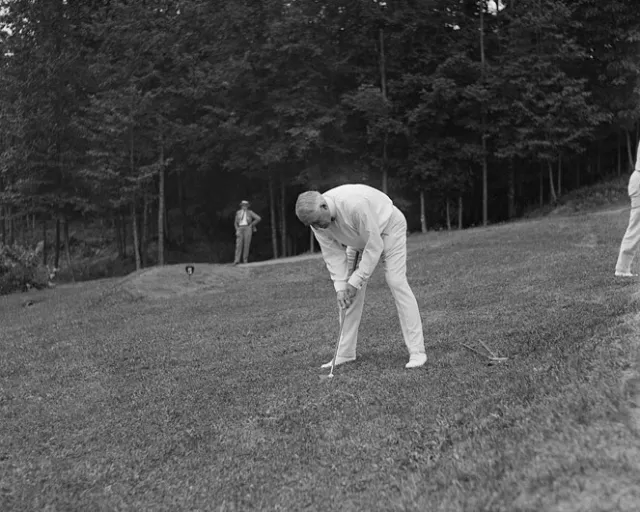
[312,184,394,292]
[630,143,640,208]
[629,171,640,208]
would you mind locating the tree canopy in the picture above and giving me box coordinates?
[1,0,639,266]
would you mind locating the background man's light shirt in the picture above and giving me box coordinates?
[311,184,394,291]
[239,211,249,226]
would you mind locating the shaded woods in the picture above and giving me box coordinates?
[0,0,639,269]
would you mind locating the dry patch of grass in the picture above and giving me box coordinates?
[119,264,249,300]
[1,205,640,511]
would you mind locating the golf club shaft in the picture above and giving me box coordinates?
[329,308,345,376]
[329,251,360,375]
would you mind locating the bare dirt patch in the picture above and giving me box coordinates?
[116,263,250,300]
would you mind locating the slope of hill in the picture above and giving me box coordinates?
[1,202,639,511]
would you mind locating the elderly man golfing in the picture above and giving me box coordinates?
[295,184,427,369]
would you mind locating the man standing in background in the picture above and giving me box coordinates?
[615,142,640,277]
[234,200,261,265]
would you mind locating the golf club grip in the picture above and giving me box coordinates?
[352,250,360,273]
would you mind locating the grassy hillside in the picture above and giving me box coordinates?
[1,204,640,511]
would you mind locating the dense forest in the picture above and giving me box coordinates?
[0,0,639,271]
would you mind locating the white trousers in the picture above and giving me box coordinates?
[616,206,640,273]
[336,207,425,359]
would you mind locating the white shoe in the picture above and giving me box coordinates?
[321,356,356,369]
[405,353,427,369]
[615,271,638,277]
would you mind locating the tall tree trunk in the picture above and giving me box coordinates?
[626,130,635,171]
[121,213,127,259]
[382,133,388,194]
[557,157,562,196]
[458,196,463,230]
[482,137,488,225]
[42,218,47,266]
[446,198,451,230]
[480,6,489,226]
[1,206,5,245]
[64,217,75,282]
[8,207,14,245]
[269,172,278,259]
[128,117,137,267]
[114,214,124,259]
[131,201,141,271]
[420,190,427,233]
[9,208,14,245]
[309,229,314,253]
[618,130,622,176]
[548,161,557,204]
[280,176,287,258]
[178,168,187,249]
[157,136,165,266]
[142,191,149,267]
[0,177,4,246]
[507,164,516,219]
[163,197,170,248]
[379,28,388,194]
[379,28,387,100]
[480,5,488,226]
[539,164,544,207]
[54,218,61,268]
[19,213,25,245]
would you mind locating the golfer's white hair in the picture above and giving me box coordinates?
[295,191,325,224]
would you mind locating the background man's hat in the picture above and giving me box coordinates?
[240,200,250,206]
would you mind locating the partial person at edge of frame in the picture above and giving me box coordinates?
[233,200,261,265]
[615,141,640,277]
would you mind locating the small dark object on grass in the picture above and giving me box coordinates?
[462,342,508,364]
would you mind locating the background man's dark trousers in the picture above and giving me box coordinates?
[234,226,253,264]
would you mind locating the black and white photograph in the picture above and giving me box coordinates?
[1,0,640,510]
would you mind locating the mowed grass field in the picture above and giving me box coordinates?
[2,205,640,511]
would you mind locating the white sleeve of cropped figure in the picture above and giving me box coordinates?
[347,202,384,290]
[312,228,349,291]
[629,172,640,198]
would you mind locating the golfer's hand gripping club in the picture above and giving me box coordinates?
[337,284,357,310]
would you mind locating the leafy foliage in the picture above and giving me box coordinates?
[0,243,53,295]
[0,0,640,267]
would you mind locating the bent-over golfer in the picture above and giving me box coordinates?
[615,142,640,277]
[295,184,427,369]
